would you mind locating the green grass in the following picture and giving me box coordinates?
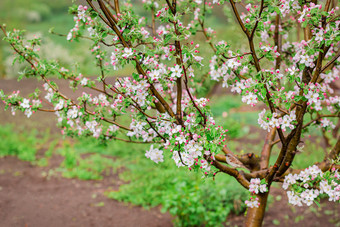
[210,95,257,139]
[0,124,38,161]
[0,124,61,165]
[210,95,242,116]
[267,136,329,170]
[290,139,326,169]
[0,124,55,162]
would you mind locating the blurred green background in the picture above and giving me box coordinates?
[0,0,246,79]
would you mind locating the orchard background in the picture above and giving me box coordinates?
[0,0,339,226]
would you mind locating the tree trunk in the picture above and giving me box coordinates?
[244,191,269,227]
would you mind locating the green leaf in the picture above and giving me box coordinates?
[164,34,172,44]
[314,200,320,208]
[299,64,305,71]
[273,219,280,226]
[132,72,139,81]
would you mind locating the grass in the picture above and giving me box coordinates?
[210,95,258,139]
[0,124,55,162]
[0,124,38,162]
[290,139,325,169]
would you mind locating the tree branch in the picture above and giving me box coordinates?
[206,155,250,189]
[321,49,340,73]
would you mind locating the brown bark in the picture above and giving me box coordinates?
[208,156,250,189]
[260,128,276,169]
[215,152,260,171]
[244,192,269,227]
[328,136,340,161]
[332,119,340,138]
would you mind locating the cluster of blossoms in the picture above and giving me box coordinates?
[304,82,332,111]
[145,145,164,163]
[67,5,96,41]
[249,178,268,194]
[230,79,255,94]
[75,73,89,86]
[279,0,300,16]
[245,178,268,208]
[258,109,296,132]
[148,115,227,174]
[209,53,242,82]
[297,3,322,24]
[245,196,260,209]
[320,118,336,129]
[0,90,41,118]
[127,120,158,142]
[142,0,159,9]
[19,98,33,118]
[283,165,340,206]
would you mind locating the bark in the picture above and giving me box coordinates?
[244,192,269,227]
[260,128,276,170]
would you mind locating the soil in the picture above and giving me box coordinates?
[0,156,172,227]
[0,78,339,227]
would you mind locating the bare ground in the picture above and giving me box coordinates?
[0,156,172,227]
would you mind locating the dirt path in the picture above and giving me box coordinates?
[0,156,172,227]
